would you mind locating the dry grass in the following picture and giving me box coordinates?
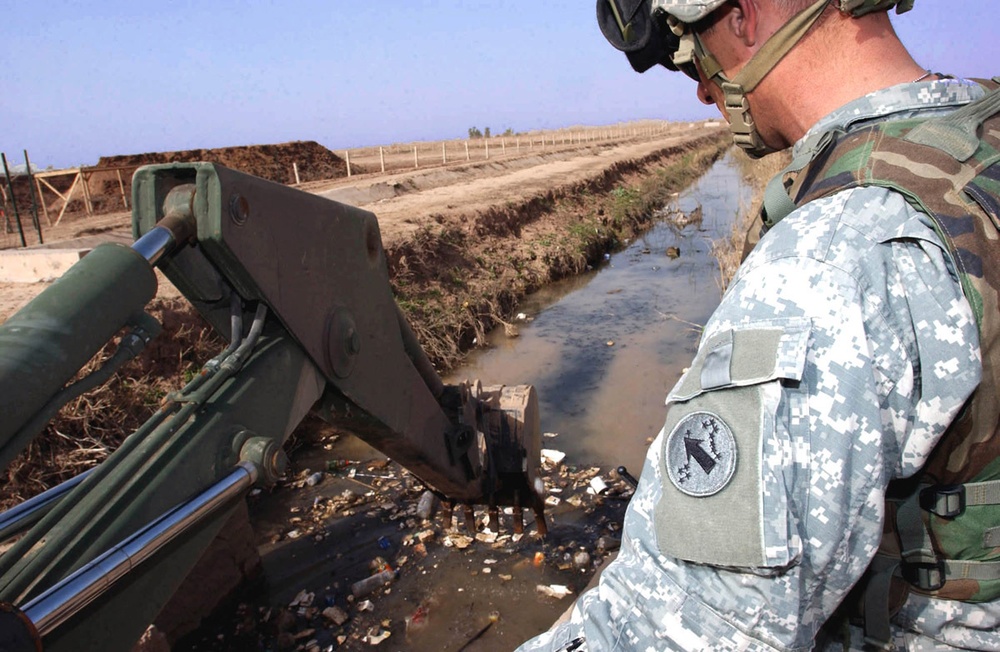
[711,149,791,291]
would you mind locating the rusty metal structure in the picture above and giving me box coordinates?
[0,163,545,652]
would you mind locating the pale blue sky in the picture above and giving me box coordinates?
[1,2,995,169]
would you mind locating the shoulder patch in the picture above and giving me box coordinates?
[665,411,737,497]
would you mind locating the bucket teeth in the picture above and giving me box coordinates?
[427,502,547,537]
[533,507,548,537]
[442,501,455,528]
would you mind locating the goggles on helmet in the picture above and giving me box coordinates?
[595,0,698,79]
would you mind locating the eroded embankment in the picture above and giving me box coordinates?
[387,132,731,369]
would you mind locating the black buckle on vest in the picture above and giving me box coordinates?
[919,484,965,518]
[901,560,946,592]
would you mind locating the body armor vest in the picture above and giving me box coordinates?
[757,78,1000,646]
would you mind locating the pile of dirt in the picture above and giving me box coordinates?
[92,140,351,191]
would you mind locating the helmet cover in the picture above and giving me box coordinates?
[605,0,915,157]
[651,0,912,24]
[649,0,729,24]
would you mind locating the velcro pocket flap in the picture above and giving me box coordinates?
[669,319,811,402]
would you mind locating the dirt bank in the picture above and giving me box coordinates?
[0,142,355,244]
[380,129,731,368]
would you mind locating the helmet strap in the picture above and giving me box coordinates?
[690,0,831,157]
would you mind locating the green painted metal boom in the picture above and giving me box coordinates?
[0,163,543,652]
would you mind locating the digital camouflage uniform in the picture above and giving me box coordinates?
[518,79,1000,651]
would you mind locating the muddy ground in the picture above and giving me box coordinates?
[0,125,732,651]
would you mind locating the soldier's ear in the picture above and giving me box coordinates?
[726,0,761,48]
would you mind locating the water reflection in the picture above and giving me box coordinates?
[448,151,753,472]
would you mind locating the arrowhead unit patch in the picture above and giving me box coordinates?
[665,410,737,497]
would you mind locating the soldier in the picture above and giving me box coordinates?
[520,0,1000,650]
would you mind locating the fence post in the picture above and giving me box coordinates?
[292,162,301,185]
[80,168,94,217]
[23,150,43,244]
[414,145,418,168]
[1,152,27,247]
[465,141,470,161]
[379,147,385,174]
[346,151,352,177]
[501,139,506,156]
[115,169,129,209]
[442,142,447,164]
[35,175,50,225]
[485,138,489,160]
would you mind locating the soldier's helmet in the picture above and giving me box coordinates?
[596,0,914,157]
[596,0,914,77]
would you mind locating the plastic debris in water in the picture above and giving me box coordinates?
[536,584,573,599]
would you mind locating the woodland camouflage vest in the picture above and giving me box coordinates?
[757,78,1000,644]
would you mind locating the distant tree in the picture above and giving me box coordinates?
[502,128,515,137]
[484,127,491,138]
[468,127,483,139]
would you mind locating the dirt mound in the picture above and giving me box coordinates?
[94,140,350,187]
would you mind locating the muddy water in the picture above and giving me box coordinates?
[449,151,753,475]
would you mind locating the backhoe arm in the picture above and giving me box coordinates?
[0,163,543,652]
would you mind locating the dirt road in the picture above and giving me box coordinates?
[314,127,720,245]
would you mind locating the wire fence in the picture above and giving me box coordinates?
[339,121,687,176]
